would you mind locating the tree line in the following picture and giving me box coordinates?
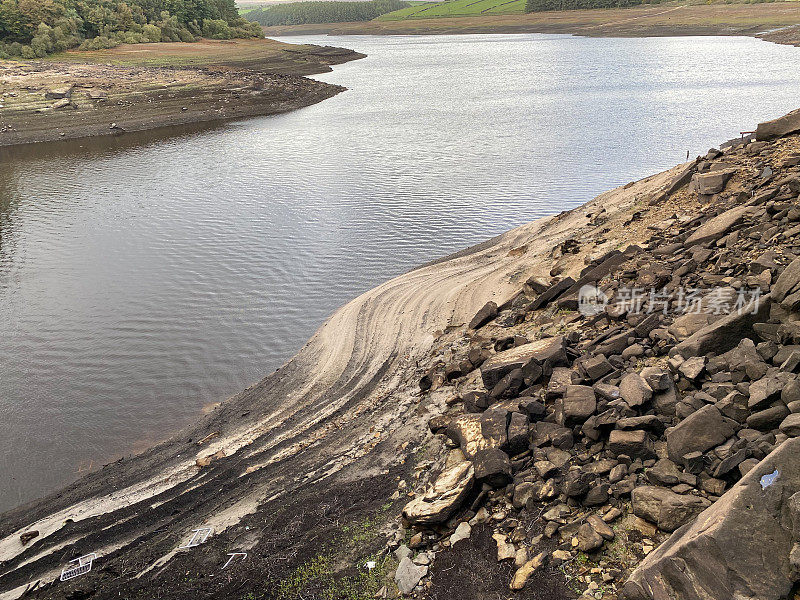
[525,0,657,10]
[0,0,263,59]
[247,0,409,26]
[526,0,777,10]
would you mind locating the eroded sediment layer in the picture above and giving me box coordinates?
[0,136,685,598]
[4,110,800,600]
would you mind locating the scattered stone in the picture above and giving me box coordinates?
[575,522,604,552]
[474,448,512,488]
[469,301,498,330]
[747,405,790,430]
[678,356,706,380]
[609,429,656,460]
[19,531,39,546]
[45,85,73,99]
[493,533,516,562]
[773,257,800,311]
[631,486,710,532]
[449,522,471,545]
[402,461,474,525]
[395,557,427,596]
[780,413,800,437]
[755,107,800,140]
[510,551,548,590]
[394,545,412,562]
[666,405,737,464]
[748,373,786,410]
[620,373,653,408]
[587,515,614,540]
[691,170,736,196]
[561,385,597,425]
[480,336,567,389]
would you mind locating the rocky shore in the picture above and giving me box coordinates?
[3,109,800,599]
[0,41,364,147]
[397,108,800,600]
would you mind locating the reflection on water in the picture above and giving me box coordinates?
[2,33,800,511]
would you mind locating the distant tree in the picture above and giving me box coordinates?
[0,0,261,55]
[526,0,646,11]
[248,0,410,27]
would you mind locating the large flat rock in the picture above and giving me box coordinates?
[402,460,474,525]
[666,405,737,464]
[684,204,753,246]
[670,293,770,359]
[756,108,800,141]
[773,256,800,311]
[480,336,566,389]
[622,437,800,600]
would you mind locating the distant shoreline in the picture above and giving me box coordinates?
[260,1,800,46]
[0,39,365,148]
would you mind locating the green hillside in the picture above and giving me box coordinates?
[248,0,410,25]
[376,0,525,20]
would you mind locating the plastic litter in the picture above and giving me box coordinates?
[60,553,97,581]
[760,469,780,490]
[222,552,247,569]
[180,527,213,549]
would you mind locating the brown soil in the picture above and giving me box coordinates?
[426,524,574,600]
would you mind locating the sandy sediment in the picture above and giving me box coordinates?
[0,156,687,598]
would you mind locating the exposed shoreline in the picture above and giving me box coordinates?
[260,2,800,44]
[0,39,365,148]
[3,106,799,598]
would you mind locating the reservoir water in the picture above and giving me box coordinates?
[1,33,799,511]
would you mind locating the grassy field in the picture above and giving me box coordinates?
[377,0,525,20]
[261,1,800,38]
[46,38,363,75]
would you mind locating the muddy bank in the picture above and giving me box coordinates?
[260,2,800,43]
[0,41,364,147]
[3,110,800,599]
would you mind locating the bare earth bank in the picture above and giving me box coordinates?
[0,39,365,147]
[4,107,800,599]
[260,2,800,44]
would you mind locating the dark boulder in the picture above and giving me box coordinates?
[469,301,498,330]
[559,385,597,426]
[473,448,512,488]
[609,429,656,461]
[666,405,737,464]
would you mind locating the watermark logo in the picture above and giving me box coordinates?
[578,284,609,316]
[582,286,762,316]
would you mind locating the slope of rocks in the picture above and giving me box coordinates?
[4,113,800,600]
[391,122,800,599]
[0,125,681,600]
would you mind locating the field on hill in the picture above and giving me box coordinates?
[261,1,800,39]
[377,0,526,19]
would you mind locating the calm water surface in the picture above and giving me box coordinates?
[2,34,800,511]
